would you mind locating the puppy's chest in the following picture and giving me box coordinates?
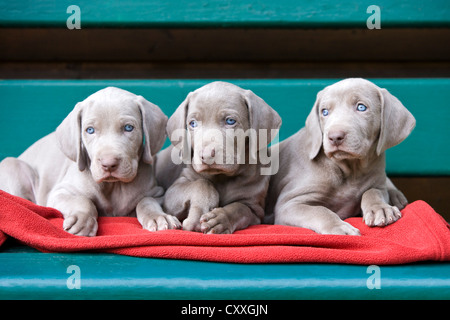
[213,176,267,206]
[214,180,243,205]
[325,179,368,219]
[94,184,142,217]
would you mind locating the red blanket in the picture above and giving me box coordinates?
[0,190,449,264]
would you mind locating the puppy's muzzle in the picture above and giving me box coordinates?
[98,156,121,173]
[328,130,347,147]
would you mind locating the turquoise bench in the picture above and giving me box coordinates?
[1,0,449,301]
[1,79,449,301]
[1,79,449,175]
[1,246,449,300]
[1,0,449,27]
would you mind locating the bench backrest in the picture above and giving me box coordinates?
[1,79,448,176]
[1,0,449,28]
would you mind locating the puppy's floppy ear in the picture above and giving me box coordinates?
[376,88,416,155]
[244,89,282,145]
[55,101,89,171]
[305,90,324,160]
[135,96,168,164]
[166,92,192,159]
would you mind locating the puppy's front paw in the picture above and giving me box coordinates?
[182,205,209,232]
[388,188,408,210]
[320,220,360,236]
[63,213,98,237]
[141,213,181,231]
[200,208,233,234]
[363,203,401,227]
[182,215,202,232]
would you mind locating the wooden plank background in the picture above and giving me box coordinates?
[1,27,449,79]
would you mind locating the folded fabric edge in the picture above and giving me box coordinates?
[100,245,445,265]
[1,190,449,265]
[406,200,450,261]
[0,231,7,247]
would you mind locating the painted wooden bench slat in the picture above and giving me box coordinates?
[1,246,449,300]
[1,79,449,175]
[1,0,449,28]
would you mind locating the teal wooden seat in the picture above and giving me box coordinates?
[0,0,449,302]
[1,245,449,300]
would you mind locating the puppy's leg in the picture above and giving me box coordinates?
[275,201,360,235]
[163,178,219,232]
[179,179,219,232]
[361,188,402,227]
[386,178,408,210]
[200,202,261,234]
[137,197,181,231]
[47,189,98,237]
[0,157,37,203]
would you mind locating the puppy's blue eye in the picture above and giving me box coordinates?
[189,120,198,128]
[322,109,329,117]
[226,118,236,125]
[124,124,134,132]
[357,104,367,112]
[86,127,95,134]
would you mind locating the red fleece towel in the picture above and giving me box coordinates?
[0,190,449,264]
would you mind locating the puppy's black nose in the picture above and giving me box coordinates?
[328,131,346,146]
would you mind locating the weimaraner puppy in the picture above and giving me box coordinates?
[156,81,281,234]
[0,87,181,236]
[266,78,415,235]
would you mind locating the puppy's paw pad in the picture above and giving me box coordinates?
[199,211,216,223]
[166,215,182,229]
[182,216,202,232]
[141,214,182,231]
[364,204,401,227]
[63,214,98,237]
[200,208,232,234]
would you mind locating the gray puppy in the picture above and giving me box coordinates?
[0,87,180,236]
[156,81,281,234]
[266,78,415,235]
